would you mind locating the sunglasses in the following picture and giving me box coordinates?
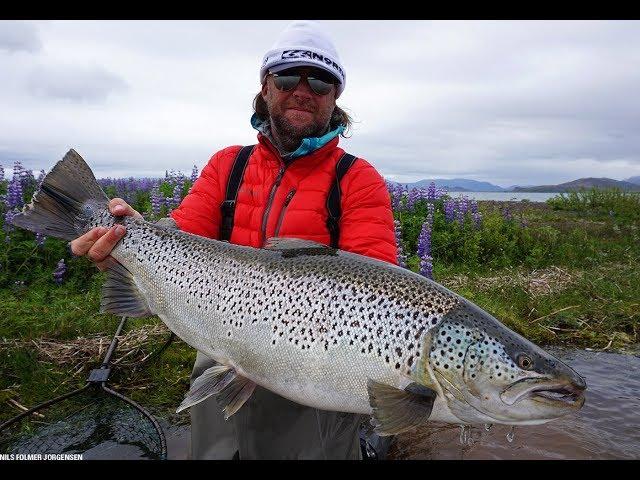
[269,69,337,96]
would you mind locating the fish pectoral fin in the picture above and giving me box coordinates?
[100,260,153,318]
[367,379,437,436]
[176,364,257,419]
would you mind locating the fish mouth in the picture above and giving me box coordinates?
[529,383,585,408]
[500,377,586,408]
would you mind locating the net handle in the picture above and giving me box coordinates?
[102,316,127,367]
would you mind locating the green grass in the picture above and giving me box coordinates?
[547,187,640,222]
[1,191,639,422]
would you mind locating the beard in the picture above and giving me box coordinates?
[270,113,330,152]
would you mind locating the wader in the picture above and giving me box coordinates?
[190,351,364,460]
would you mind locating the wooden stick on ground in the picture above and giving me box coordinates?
[531,305,579,324]
[7,398,45,418]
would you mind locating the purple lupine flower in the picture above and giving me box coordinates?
[53,259,66,285]
[419,255,434,280]
[459,195,469,216]
[20,168,35,185]
[6,178,23,209]
[417,218,432,259]
[389,183,408,212]
[151,183,162,216]
[191,165,199,184]
[427,182,437,201]
[503,207,512,221]
[407,188,420,211]
[417,212,434,280]
[4,209,17,234]
[174,172,187,194]
[12,161,24,182]
[469,199,482,228]
[394,219,407,268]
[387,182,402,211]
[0,164,4,182]
[426,202,435,228]
[444,198,456,222]
[35,232,46,247]
[454,198,465,224]
[171,184,182,209]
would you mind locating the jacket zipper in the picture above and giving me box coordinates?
[260,165,287,245]
[273,189,296,238]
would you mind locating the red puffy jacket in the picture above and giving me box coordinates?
[171,133,398,265]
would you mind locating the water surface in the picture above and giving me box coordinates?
[389,347,640,459]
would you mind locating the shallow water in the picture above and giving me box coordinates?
[389,347,640,460]
[450,192,559,202]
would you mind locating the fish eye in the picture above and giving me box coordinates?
[517,354,533,370]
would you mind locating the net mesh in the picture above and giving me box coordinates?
[0,386,165,459]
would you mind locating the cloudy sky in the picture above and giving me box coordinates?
[1,20,639,187]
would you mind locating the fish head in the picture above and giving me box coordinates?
[424,298,586,425]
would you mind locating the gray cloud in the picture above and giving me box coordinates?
[0,21,42,53]
[0,20,639,187]
[27,64,128,102]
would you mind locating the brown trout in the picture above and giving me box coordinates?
[12,149,586,435]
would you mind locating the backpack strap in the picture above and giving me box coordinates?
[219,145,256,241]
[326,153,358,249]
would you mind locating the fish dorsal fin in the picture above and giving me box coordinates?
[100,260,153,318]
[264,237,328,250]
[264,237,337,258]
[176,363,256,419]
[367,379,437,436]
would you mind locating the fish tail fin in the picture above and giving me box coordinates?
[11,149,109,240]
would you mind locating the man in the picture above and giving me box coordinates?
[70,20,397,459]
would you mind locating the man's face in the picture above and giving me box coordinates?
[261,66,338,145]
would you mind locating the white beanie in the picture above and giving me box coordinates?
[260,20,346,98]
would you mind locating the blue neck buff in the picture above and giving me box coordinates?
[251,113,344,160]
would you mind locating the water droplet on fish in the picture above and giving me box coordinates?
[459,425,470,446]
[484,423,493,432]
[506,426,515,443]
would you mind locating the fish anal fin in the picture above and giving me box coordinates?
[367,379,437,436]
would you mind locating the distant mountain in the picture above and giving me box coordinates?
[626,176,640,185]
[398,178,507,192]
[507,184,534,190]
[512,177,640,192]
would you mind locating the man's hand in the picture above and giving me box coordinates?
[69,198,143,271]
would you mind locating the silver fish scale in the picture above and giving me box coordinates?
[110,218,463,409]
